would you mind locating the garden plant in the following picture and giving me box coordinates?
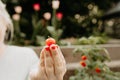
[69,46,120,80]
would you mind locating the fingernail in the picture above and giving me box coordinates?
[45,46,50,51]
[51,46,56,50]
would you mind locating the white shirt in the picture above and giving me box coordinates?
[0,45,39,80]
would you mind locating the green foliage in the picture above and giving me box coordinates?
[31,13,48,45]
[61,0,119,38]
[12,19,27,45]
[12,12,47,46]
[47,26,62,43]
[70,46,120,80]
[6,0,119,45]
[78,36,108,45]
[62,4,104,38]
[46,7,63,44]
[59,36,108,46]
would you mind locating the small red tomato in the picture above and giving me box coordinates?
[45,37,56,46]
[80,61,86,67]
[81,55,87,60]
[95,67,101,73]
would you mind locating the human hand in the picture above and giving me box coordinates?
[30,44,66,80]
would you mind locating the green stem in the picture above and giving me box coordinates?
[14,20,20,34]
[51,9,57,30]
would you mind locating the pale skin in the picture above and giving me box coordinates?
[0,20,66,80]
[30,45,66,80]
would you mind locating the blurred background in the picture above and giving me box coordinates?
[2,0,120,46]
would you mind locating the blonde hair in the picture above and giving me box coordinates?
[0,0,13,42]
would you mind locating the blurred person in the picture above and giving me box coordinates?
[0,1,66,80]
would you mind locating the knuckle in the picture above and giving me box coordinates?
[55,60,63,66]
[56,70,62,75]
[55,66,67,75]
[46,67,53,73]
[58,62,63,66]
[46,62,53,67]
[55,67,62,74]
[45,60,53,67]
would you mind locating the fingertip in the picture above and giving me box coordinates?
[44,46,52,57]
[45,46,50,51]
[50,44,58,50]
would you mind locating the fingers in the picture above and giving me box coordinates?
[38,50,48,80]
[44,46,56,80]
[50,45,63,66]
[38,45,66,80]
[50,44,66,67]
[57,46,67,74]
[50,44,66,77]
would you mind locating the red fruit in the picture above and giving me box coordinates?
[80,61,86,67]
[45,37,56,46]
[81,55,87,60]
[95,67,101,73]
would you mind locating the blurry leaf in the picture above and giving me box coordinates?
[36,35,45,46]
[78,37,90,45]
[84,76,90,80]
[69,76,76,80]
[47,26,55,34]
[20,32,26,38]
[93,75,102,80]
[71,45,120,80]
[57,29,63,37]
[103,48,111,61]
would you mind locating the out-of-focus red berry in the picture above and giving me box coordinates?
[80,61,86,67]
[81,55,87,60]
[95,67,101,73]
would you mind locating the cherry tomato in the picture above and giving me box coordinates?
[81,55,87,60]
[95,67,101,73]
[45,37,56,46]
[80,61,86,67]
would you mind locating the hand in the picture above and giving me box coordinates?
[30,44,66,80]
